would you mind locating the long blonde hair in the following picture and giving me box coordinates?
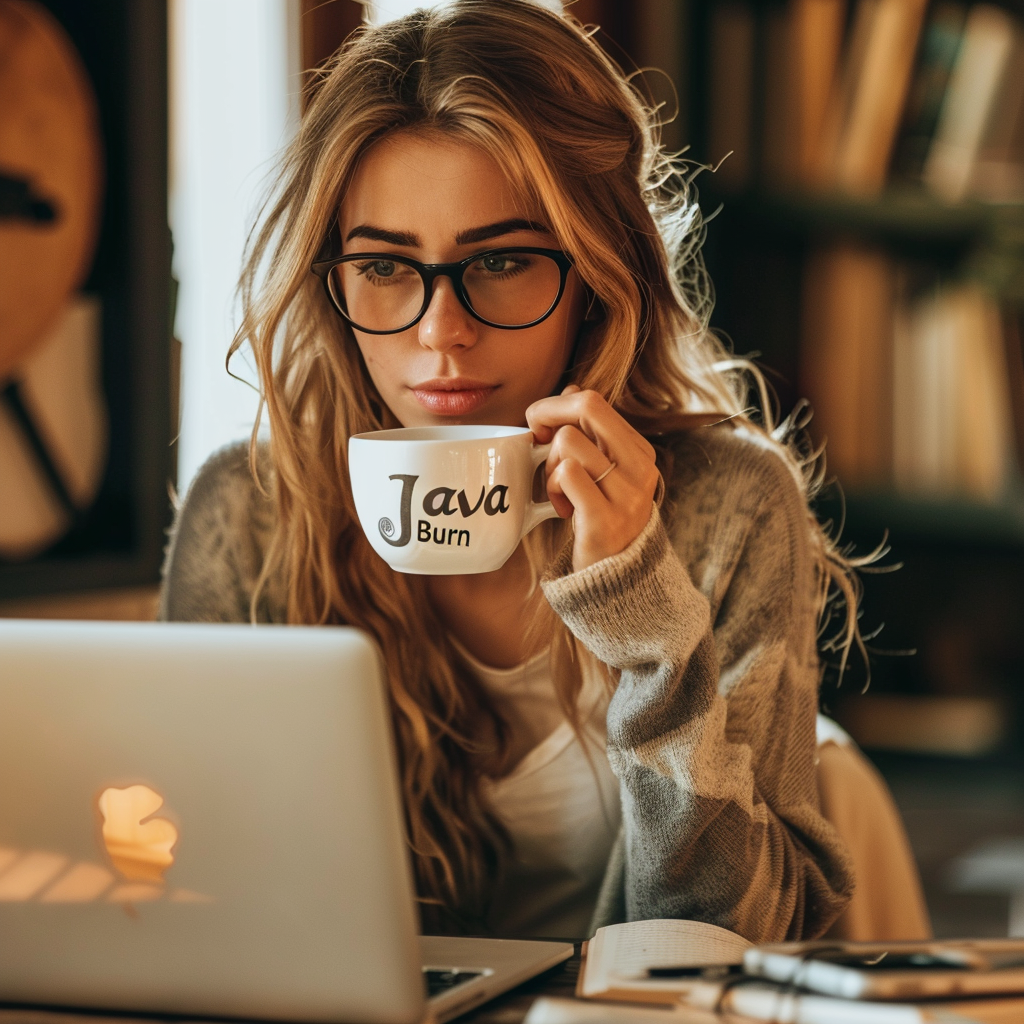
[233,0,862,932]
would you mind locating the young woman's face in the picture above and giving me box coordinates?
[339,133,586,427]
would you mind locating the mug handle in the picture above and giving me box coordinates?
[520,442,560,539]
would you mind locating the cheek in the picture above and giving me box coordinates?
[517,316,578,390]
[549,295,584,364]
[553,278,586,349]
[357,343,380,374]
[354,335,396,389]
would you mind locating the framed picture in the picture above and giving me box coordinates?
[0,0,172,602]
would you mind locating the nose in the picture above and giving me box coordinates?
[417,276,478,352]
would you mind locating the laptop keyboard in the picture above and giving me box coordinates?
[424,968,485,997]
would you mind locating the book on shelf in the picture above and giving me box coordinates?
[951,287,1014,499]
[827,0,930,195]
[924,3,1019,202]
[756,0,848,187]
[891,278,954,494]
[802,249,1019,500]
[801,242,894,487]
[1003,312,1024,470]
[970,17,1024,202]
[792,0,848,185]
[708,0,755,190]
[838,692,1007,758]
[712,0,847,190]
[890,281,1014,500]
[891,2,968,185]
[747,0,929,192]
[762,0,799,185]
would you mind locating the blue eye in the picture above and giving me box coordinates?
[476,254,529,276]
[352,260,418,287]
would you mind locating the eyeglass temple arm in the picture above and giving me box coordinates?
[312,220,343,269]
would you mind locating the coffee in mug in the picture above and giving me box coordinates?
[348,425,559,574]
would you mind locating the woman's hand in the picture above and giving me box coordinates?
[526,385,661,573]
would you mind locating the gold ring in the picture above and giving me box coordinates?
[592,461,617,485]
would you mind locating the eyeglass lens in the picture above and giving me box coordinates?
[329,252,562,332]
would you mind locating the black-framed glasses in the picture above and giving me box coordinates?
[311,231,574,334]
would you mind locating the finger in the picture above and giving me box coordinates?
[545,425,614,485]
[527,391,659,526]
[528,389,656,465]
[544,425,658,532]
[546,424,656,509]
[552,459,656,571]
[528,390,615,448]
[545,456,611,521]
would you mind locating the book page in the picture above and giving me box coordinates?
[581,919,752,998]
[525,995,720,1024]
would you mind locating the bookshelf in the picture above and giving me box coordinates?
[663,0,1024,761]
[713,188,1003,252]
[816,487,1024,548]
[705,182,1024,543]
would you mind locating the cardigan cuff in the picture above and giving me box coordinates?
[541,500,665,597]
[540,504,708,668]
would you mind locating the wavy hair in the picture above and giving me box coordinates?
[232,0,864,932]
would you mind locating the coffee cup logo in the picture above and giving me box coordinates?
[377,473,512,549]
[378,474,416,547]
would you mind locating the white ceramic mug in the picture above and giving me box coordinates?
[348,425,560,574]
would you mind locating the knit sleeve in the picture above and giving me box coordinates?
[158,442,284,624]
[540,432,854,942]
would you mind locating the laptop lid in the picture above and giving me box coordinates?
[0,620,425,1024]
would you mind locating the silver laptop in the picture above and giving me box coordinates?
[0,620,572,1023]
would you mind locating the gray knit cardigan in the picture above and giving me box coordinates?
[159,424,854,941]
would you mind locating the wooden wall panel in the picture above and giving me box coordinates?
[299,0,363,105]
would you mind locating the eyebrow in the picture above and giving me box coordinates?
[344,218,551,248]
[455,218,550,244]
[344,225,419,246]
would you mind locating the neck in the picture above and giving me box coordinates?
[426,543,547,668]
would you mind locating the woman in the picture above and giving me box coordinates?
[160,0,856,941]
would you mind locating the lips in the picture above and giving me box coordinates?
[411,378,498,417]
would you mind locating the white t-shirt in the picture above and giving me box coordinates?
[452,640,622,939]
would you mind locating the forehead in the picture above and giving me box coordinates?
[341,133,539,241]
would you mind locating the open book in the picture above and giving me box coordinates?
[576,918,752,1007]
[573,924,1024,1024]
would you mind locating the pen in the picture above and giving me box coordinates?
[646,964,742,979]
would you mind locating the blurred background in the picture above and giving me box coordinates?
[1,0,1023,939]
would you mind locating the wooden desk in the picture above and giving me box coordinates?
[0,585,159,621]
[462,946,581,1023]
